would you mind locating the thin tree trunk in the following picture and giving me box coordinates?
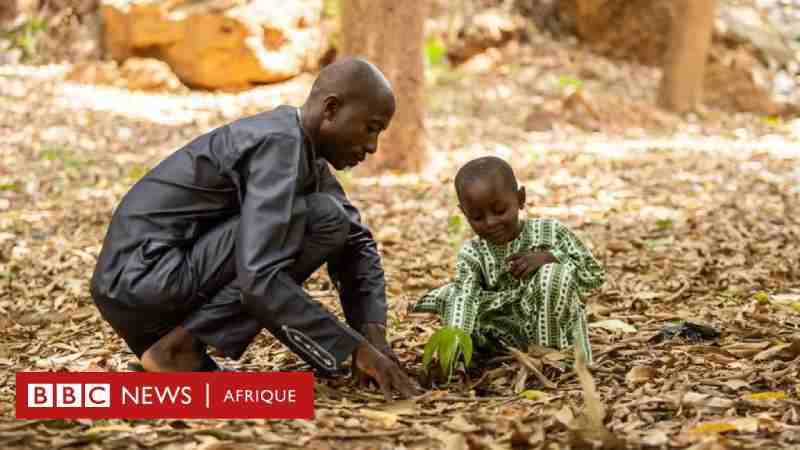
[658,0,717,113]
[1,0,19,25]
[341,0,426,173]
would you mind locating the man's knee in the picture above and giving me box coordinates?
[306,193,349,248]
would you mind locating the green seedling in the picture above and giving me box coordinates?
[422,326,473,383]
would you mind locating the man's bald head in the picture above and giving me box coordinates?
[300,58,395,170]
[307,58,395,106]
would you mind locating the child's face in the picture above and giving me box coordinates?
[458,177,525,245]
[317,94,394,170]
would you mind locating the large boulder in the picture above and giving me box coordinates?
[556,0,672,66]
[66,57,187,93]
[704,47,782,115]
[557,0,796,66]
[553,0,799,114]
[100,0,326,90]
[447,9,523,64]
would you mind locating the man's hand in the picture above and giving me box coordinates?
[353,323,403,391]
[361,323,401,364]
[506,250,556,279]
[353,341,419,401]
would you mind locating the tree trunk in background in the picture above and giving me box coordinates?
[658,0,717,113]
[341,0,426,173]
[0,0,19,25]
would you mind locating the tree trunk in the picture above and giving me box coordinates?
[340,0,426,173]
[0,0,19,25]
[658,0,717,113]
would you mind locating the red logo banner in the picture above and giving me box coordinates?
[16,372,315,419]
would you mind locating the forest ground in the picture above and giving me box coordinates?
[1,33,800,449]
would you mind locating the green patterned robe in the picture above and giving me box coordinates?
[410,218,605,364]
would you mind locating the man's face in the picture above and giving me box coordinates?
[317,94,394,170]
[459,177,525,245]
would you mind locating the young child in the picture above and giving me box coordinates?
[410,156,604,364]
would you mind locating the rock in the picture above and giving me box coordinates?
[704,47,782,115]
[773,70,796,97]
[100,0,326,90]
[459,48,501,75]
[0,41,22,65]
[556,0,799,114]
[65,57,187,93]
[557,0,673,66]
[65,61,121,86]
[558,0,796,66]
[715,4,796,65]
[120,57,185,92]
[448,9,522,64]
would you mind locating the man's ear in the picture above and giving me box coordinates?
[517,186,526,209]
[322,95,340,122]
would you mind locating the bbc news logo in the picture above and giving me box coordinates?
[27,383,111,408]
[17,372,314,419]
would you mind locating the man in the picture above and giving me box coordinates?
[90,58,417,400]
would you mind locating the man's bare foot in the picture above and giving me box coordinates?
[141,326,205,372]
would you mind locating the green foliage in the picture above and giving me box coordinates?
[447,213,463,234]
[5,17,47,61]
[0,271,15,281]
[714,289,744,305]
[387,310,399,329]
[322,0,341,52]
[0,182,19,191]
[422,326,473,383]
[127,165,147,183]
[425,37,447,68]
[655,218,673,231]
[447,213,468,250]
[337,168,353,190]
[323,0,340,20]
[752,291,770,304]
[41,145,85,170]
[558,75,583,90]
[520,389,548,401]
[424,37,461,86]
[644,236,673,251]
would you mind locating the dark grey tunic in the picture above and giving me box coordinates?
[90,106,387,375]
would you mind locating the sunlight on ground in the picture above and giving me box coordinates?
[54,76,313,126]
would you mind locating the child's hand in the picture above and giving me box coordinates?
[506,251,556,279]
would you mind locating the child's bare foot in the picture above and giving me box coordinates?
[140,326,206,372]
